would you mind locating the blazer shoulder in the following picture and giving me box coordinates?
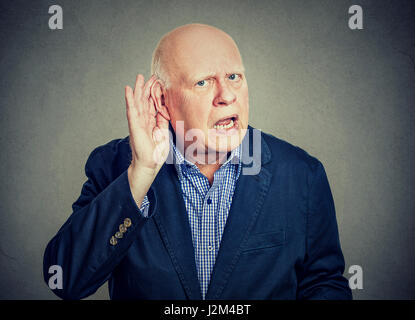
[261,131,322,172]
[86,136,131,179]
[89,135,130,157]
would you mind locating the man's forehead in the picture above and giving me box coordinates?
[173,45,243,81]
[161,24,244,81]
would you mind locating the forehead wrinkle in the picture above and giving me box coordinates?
[159,24,245,85]
[187,53,246,82]
[189,71,216,82]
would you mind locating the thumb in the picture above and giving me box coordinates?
[152,126,163,142]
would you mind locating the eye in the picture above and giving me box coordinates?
[196,80,207,87]
[228,73,240,81]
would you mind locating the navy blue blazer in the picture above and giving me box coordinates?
[43,126,352,300]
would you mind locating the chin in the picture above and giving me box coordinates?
[207,134,243,153]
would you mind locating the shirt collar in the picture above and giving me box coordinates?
[170,136,242,181]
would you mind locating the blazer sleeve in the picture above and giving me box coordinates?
[297,160,352,300]
[43,147,156,300]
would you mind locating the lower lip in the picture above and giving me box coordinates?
[212,119,239,135]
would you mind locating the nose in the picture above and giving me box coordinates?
[213,80,236,107]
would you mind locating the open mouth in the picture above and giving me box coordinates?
[212,114,239,132]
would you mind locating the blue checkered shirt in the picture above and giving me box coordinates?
[137,139,242,299]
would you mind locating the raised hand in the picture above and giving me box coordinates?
[125,74,170,207]
[125,74,170,173]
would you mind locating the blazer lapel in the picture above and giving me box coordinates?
[205,127,272,299]
[151,162,202,300]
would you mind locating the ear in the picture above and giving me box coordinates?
[150,79,171,121]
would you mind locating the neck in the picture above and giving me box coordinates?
[170,124,232,184]
[188,150,231,185]
[196,162,221,185]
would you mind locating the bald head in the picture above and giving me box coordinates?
[149,23,249,156]
[151,24,243,88]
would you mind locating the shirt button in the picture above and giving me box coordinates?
[208,245,214,251]
[207,198,212,205]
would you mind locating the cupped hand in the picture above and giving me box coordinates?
[125,74,170,175]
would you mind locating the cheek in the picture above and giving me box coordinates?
[182,93,212,126]
[240,88,250,115]
[169,91,190,121]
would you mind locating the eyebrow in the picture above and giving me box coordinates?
[190,72,216,82]
[189,68,246,83]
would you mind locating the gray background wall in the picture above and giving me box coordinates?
[0,0,414,299]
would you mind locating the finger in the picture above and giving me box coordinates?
[125,85,135,110]
[125,86,139,133]
[133,74,145,104]
[143,74,157,99]
[148,96,157,117]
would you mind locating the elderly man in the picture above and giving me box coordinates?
[44,24,352,300]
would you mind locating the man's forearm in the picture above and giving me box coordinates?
[43,169,152,299]
[127,164,158,209]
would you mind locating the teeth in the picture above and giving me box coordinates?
[214,119,234,130]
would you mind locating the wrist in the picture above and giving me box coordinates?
[128,161,158,179]
[127,163,157,207]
